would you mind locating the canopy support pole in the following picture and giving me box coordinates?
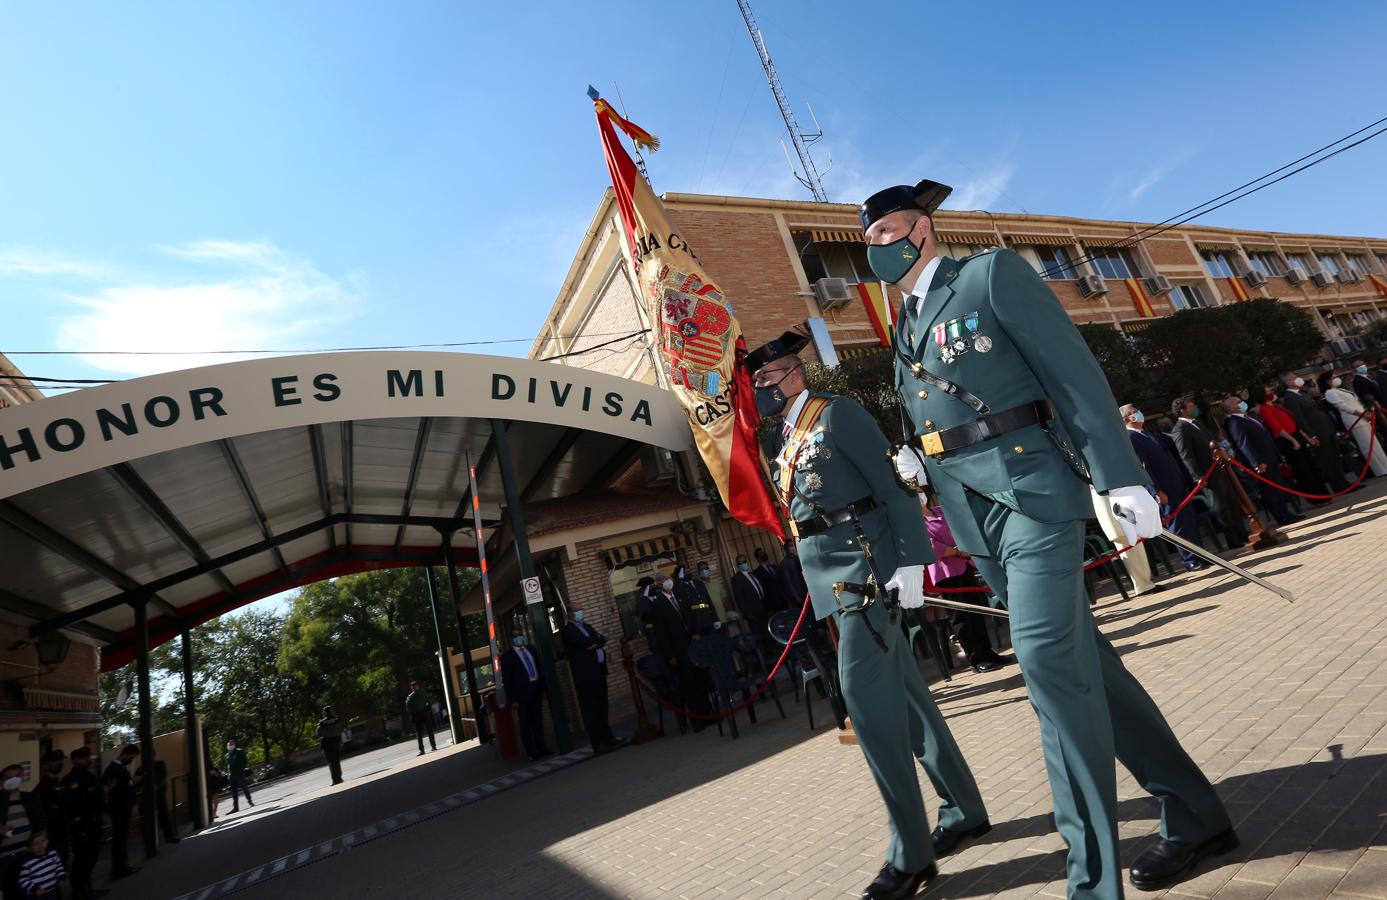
[423,563,466,745]
[181,629,206,830]
[133,597,159,859]
[490,418,572,754]
[440,534,488,743]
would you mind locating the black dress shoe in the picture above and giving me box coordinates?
[932,820,992,857]
[862,862,937,899]
[111,867,140,879]
[968,653,1013,674]
[1129,828,1238,891]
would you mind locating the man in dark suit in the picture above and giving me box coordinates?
[500,630,551,760]
[562,606,615,753]
[1122,405,1206,571]
[1280,376,1350,492]
[779,540,807,603]
[1351,358,1387,407]
[751,548,788,612]
[646,576,711,727]
[1376,359,1387,400]
[729,553,770,642]
[1169,398,1250,546]
[1221,396,1299,527]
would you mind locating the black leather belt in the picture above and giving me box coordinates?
[832,581,879,599]
[793,497,880,537]
[920,400,1055,458]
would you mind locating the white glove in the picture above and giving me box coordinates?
[885,564,926,609]
[894,446,928,489]
[1107,485,1162,545]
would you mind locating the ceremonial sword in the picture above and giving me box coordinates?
[1113,506,1296,603]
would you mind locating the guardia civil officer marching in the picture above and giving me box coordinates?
[862,179,1235,897]
[748,333,990,900]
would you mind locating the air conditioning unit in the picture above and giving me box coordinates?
[1338,271,1362,284]
[1285,267,1308,284]
[1142,275,1173,295]
[639,446,678,487]
[1242,269,1268,288]
[1077,274,1108,298]
[1310,270,1334,289]
[811,277,854,312]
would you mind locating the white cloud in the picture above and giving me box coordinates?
[1126,150,1193,203]
[54,240,360,376]
[944,161,1018,211]
[0,247,108,279]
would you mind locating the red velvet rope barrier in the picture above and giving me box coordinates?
[1225,409,1377,500]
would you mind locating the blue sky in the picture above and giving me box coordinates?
[2,0,1385,388]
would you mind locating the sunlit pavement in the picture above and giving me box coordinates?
[117,483,1387,899]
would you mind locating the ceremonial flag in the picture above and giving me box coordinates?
[1370,274,1387,299]
[591,97,783,539]
[1227,276,1252,302]
[857,281,895,347]
[1123,277,1156,318]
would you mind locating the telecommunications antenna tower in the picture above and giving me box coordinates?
[736,0,832,202]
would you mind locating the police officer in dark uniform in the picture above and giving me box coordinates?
[63,746,107,899]
[674,563,722,635]
[35,750,69,864]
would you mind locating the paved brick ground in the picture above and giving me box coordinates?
[120,483,1387,900]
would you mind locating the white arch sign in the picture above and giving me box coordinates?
[0,351,692,500]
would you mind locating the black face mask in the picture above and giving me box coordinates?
[754,366,799,418]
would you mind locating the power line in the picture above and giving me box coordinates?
[1,330,653,357]
[1049,115,1387,278]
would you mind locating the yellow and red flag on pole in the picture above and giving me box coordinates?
[1123,277,1156,318]
[857,282,896,347]
[591,97,783,539]
[1227,276,1252,302]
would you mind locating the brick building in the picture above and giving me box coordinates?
[0,354,102,782]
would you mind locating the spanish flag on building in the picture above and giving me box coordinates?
[857,282,896,347]
[1370,274,1387,299]
[1227,276,1252,302]
[1123,278,1156,318]
[591,95,783,538]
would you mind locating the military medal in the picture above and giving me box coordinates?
[964,312,991,352]
[804,472,823,492]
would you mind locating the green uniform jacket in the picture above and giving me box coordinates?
[768,394,935,620]
[405,690,431,717]
[226,746,248,777]
[894,250,1148,554]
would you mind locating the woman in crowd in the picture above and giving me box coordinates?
[1320,372,1387,477]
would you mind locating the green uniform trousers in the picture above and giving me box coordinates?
[836,595,988,875]
[965,494,1230,899]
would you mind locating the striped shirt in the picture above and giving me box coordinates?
[18,850,65,893]
[0,799,31,858]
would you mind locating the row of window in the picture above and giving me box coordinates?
[795,230,1387,290]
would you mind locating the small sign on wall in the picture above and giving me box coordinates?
[522,577,543,606]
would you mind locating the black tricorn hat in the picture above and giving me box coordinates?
[745,330,810,374]
[859,179,953,231]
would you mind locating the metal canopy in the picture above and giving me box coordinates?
[0,352,691,670]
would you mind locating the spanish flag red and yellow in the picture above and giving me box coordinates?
[592,97,782,539]
[1123,277,1156,318]
[1227,276,1252,302]
[857,282,896,347]
[1370,274,1387,299]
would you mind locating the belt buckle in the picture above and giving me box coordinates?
[920,431,945,457]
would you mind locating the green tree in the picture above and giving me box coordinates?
[1077,323,1149,407]
[804,349,904,441]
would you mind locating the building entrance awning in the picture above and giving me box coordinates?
[0,351,691,670]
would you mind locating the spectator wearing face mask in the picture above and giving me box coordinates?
[1,763,46,899]
[500,630,552,760]
[729,554,770,644]
[645,575,711,730]
[1122,405,1208,570]
[673,563,721,636]
[101,745,140,880]
[1321,372,1387,476]
[1280,375,1352,492]
[562,606,616,753]
[1222,396,1300,526]
[751,548,789,613]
